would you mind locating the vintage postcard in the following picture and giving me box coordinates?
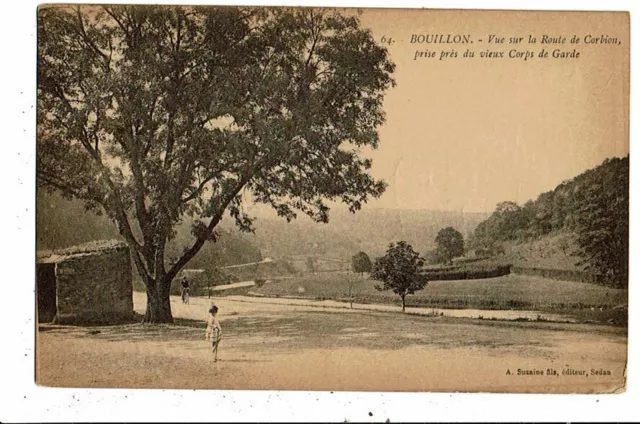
[35,5,629,393]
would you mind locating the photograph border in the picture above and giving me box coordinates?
[2,0,637,421]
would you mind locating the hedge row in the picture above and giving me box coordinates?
[423,258,508,274]
[422,264,460,272]
[511,266,627,289]
[420,265,512,281]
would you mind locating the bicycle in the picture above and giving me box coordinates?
[181,287,190,304]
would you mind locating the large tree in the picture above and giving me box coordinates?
[37,5,395,323]
[371,241,426,312]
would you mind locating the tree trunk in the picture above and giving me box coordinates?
[142,277,174,323]
[401,295,406,312]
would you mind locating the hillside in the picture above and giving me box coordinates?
[502,231,579,271]
[471,155,629,287]
[37,191,118,249]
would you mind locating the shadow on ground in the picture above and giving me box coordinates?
[45,309,558,353]
[38,314,206,343]
[39,306,624,357]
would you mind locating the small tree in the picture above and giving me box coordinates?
[351,251,372,275]
[346,273,358,309]
[371,241,426,312]
[434,227,464,264]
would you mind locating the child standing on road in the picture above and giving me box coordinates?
[205,305,222,362]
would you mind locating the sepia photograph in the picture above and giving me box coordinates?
[34,3,629,395]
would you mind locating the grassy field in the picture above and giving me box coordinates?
[249,271,628,313]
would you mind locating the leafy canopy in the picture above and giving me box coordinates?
[434,226,464,264]
[371,241,426,298]
[37,5,396,285]
[573,158,628,287]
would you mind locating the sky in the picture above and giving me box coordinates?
[346,9,630,213]
[41,6,630,218]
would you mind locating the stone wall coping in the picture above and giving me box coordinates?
[36,240,127,264]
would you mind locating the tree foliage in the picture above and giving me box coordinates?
[572,159,629,287]
[471,201,528,249]
[371,241,426,311]
[37,5,395,322]
[351,251,372,274]
[434,226,464,264]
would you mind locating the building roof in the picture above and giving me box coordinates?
[36,240,127,264]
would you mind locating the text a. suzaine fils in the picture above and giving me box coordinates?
[506,368,613,376]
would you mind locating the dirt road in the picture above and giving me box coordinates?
[36,293,627,393]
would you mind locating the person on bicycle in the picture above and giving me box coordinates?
[180,276,190,304]
[205,304,222,362]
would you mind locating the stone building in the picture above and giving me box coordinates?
[36,240,134,324]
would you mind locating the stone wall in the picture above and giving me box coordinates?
[54,246,134,324]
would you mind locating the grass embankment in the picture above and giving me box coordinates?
[503,231,580,271]
[249,271,628,325]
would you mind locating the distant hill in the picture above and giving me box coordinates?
[37,191,488,267]
[37,191,118,249]
[36,191,263,268]
[248,208,488,260]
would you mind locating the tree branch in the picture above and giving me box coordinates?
[182,173,216,203]
[305,11,320,67]
[127,125,153,257]
[72,126,144,255]
[37,173,84,198]
[74,6,110,66]
[103,6,131,41]
[166,168,255,281]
